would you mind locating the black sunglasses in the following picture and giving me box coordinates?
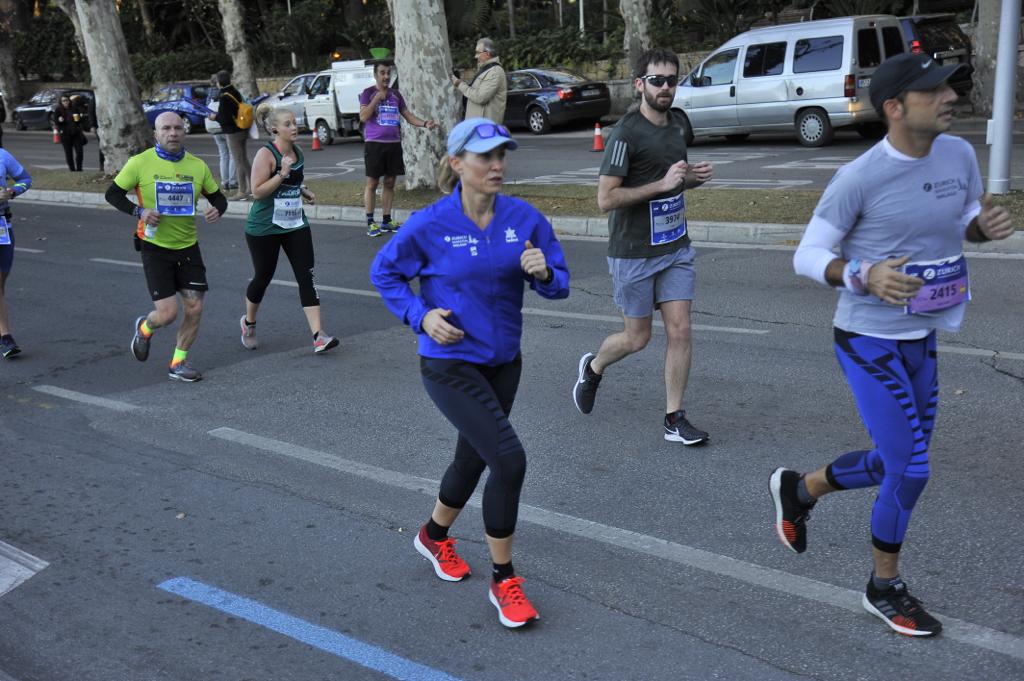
[640,74,679,88]
[454,123,511,155]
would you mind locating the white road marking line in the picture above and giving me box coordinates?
[938,345,1024,361]
[13,247,44,254]
[0,540,48,599]
[522,306,770,335]
[90,257,142,268]
[208,426,1024,662]
[31,385,140,412]
[269,280,769,335]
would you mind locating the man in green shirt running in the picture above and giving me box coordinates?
[572,47,715,445]
[105,112,228,382]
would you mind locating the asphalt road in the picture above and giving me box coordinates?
[1,203,1022,681]
[5,121,1023,191]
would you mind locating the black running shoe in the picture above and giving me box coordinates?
[0,335,21,358]
[572,352,602,414]
[663,410,709,445]
[769,467,815,554]
[131,315,150,362]
[862,579,942,637]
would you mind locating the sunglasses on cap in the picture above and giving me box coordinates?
[640,74,679,88]
[453,122,511,155]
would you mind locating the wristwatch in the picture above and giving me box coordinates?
[134,206,144,219]
[844,258,871,295]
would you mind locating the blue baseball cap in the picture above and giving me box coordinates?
[446,117,518,156]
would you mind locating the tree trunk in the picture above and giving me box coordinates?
[970,0,998,116]
[508,0,516,38]
[136,0,156,40]
[51,0,87,58]
[389,0,461,189]
[61,0,149,174]
[217,0,259,100]
[0,0,21,109]
[621,0,653,74]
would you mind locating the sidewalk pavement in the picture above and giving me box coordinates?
[21,188,1024,254]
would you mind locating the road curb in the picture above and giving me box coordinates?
[20,188,1024,254]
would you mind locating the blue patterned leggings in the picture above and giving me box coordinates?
[828,329,939,553]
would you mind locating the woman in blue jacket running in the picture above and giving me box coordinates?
[370,117,570,628]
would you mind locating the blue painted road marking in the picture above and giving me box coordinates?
[158,577,465,681]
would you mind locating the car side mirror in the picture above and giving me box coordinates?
[697,75,712,87]
[278,93,285,100]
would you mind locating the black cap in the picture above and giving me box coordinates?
[869,53,964,114]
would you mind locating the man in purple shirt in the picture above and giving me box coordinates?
[359,62,438,237]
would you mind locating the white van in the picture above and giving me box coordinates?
[304,60,378,145]
[672,15,908,146]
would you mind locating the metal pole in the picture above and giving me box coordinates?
[986,0,1020,194]
[579,0,585,33]
[287,0,297,70]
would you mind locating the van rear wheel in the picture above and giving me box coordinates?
[795,108,833,147]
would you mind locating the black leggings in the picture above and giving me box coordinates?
[421,355,525,539]
[61,132,85,171]
[245,229,319,307]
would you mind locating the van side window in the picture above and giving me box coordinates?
[793,36,844,73]
[857,29,882,68]
[882,26,906,58]
[744,42,787,78]
[701,49,739,85]
[309,76,329,96]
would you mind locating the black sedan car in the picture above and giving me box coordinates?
[14,88,94,130]
[504,69,610,135]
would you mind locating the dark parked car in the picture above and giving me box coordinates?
[143,81,213,134]
[503,69,610,135]
[13,88,94,130]
[899,14,973,95]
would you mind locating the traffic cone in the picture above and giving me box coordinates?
[53,128,60,144]
[590,122,605,152]
[311,129,321,152]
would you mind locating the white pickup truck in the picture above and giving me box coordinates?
[304,60,379,145]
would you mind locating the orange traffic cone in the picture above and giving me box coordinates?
[590,122,605,152]
[310,129,322,152]
[53,128,60,144]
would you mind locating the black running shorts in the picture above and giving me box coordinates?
[364,141,405,179]
[140,241,208,301]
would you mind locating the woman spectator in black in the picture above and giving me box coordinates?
[209,70,252,200]
[54,94,87,172]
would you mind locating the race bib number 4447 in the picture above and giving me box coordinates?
[903,255,970,315]
[649,192,686,246]
[155,181,195,216]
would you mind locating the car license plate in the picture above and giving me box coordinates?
[857,78,870,89]
[582,88,600,97]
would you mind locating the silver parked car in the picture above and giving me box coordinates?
[673,15,908,146]
[269,73,317,131]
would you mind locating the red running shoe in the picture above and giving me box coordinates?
[413,525,470,582]
[489,576,539,628]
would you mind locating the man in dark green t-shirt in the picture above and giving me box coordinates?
[572,47,715,445]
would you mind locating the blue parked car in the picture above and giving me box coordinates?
[143,82,213,134]
[503,69,611,135]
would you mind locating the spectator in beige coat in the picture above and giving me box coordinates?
[450,37,507,124]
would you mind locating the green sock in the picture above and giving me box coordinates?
[171,347,188,365]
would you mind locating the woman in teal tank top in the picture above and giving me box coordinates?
[240,106,339,354]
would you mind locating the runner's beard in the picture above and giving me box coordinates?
[644,88,673,113]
